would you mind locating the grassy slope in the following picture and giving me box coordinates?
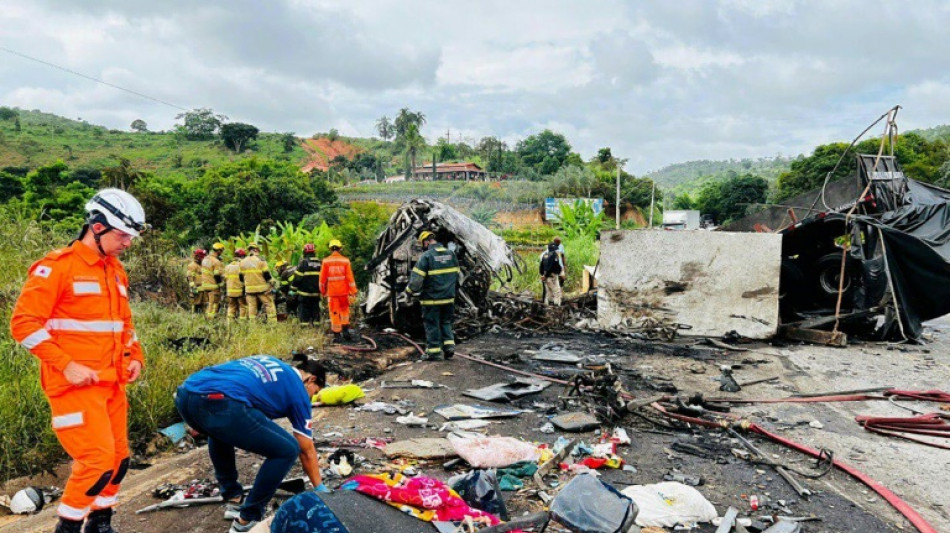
[0,109,310,177]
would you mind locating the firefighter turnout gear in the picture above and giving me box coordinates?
[240,253,276,320]
[292,255,322,325]
[224,259,247,321]
[277,263,298,316]
[10,239,144,521]
[407,241,459,359]
[319,250,356,334]
[186,258,204,313]
[199,251,224,318]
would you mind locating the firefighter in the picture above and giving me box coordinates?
[318,239,357,341]
[241,243,277,321]
[275,261,297,317]
[291,243,322,326]
[186,249,206,313]
[200,243,225,318]
[224,249,247,322]
[10,189,147,533]
[406,231,460,360]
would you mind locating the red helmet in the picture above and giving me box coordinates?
[303,243,315,254]
[234,248,247,258]
[194,249,207,259]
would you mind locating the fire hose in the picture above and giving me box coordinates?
[446,349,939,533]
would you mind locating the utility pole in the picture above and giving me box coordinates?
[615,163,621,230]
[648,180,656,228]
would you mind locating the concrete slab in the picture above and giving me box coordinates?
[597,229,782,339]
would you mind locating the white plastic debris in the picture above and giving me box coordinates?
[621,482,718,528]
[611,427,631,445]
[10,487,44,514]
[395,413,428,427]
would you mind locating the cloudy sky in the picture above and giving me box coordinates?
[2,0,949,173]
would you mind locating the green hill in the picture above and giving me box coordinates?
[643,156,795,197]
[0,108,310,176]
[909,124,950,143]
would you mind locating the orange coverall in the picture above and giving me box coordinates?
[9,241,144,521]
[319,251,357,333]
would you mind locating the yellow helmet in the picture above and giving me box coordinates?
[418,231,434,243]
[211,242,225,251]
[329,239,343,250]
[248,242,260,251]
[275,260,288,269]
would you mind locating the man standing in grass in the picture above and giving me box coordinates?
[201,243,225,318]
[319,239,357,341]
[224,248,247,321]
[241,243,277,321]
[10,189,147,533]
[186,248,206,313]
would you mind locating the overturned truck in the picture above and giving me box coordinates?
[728,153,950,342]
[364,199,522,332]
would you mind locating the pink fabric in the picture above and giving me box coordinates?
[348,474,500,525]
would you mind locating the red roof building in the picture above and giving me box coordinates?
[411,162,487,181]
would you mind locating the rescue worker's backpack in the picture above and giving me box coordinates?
[542,251,562,276]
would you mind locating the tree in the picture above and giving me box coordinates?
[517,130,572,175]
[596,147,613,164]
[62,144,74,160]
[130,119,148,132]
[220,122,260,152]
[0,171,24,202]
[436,138,457,162]
[281,133,296,153]
[393,108,426,147]
[550,165,602,198]
[175,108,227,140]
[101,157,145,190]
[375,116,394,140]
[402,123,426,180]
[671,193,695,210]
[0,107,18,121]
[697,174,768,224]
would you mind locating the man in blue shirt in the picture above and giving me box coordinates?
[175,354,326,533]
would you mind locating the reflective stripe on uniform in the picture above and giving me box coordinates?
[297,290,320,296]
[298,271,319,276]
[20,328,51,349]
[426,347,443,353]
[443,339,455,345]
[412,267,426,277]
[93,495,118,508]
[428,267,460,276]
[58,503,89,520]
[242,269,263,274]
[45,319,124,333]
[245,285,269,292]
[421,298,455,306]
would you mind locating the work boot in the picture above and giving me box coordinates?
[82,509,115,533]
[54,518,83,533]
[443,349,454,360]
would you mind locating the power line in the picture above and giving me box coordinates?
[0,46,189,112]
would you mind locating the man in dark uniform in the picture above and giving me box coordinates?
[291,243,322,326]
[275,261,297,317]
[406,231,460,361]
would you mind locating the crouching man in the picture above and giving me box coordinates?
[174,354,327,533]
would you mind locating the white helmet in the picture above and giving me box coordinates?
[84,188,148,237]
[10,487,44,514]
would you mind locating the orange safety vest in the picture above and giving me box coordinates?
[9,240,145,397]
[319,251,357,297]
[200,254,223,291]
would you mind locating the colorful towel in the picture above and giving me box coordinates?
[343,473,500,525]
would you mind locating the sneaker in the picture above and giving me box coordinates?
[223,502,241,521]
[229,518,259,533]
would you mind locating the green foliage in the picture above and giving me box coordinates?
[402,123,426,177]
[130,119,147,133]
[499,225,558,246]
[0,171,24,202]
[375,116,394,141]
[333,202,393,286]
[550,165,602,198]
[436,138,457,162]
[470,207,497,226]
[517,129,572,176]
[175,108,227,140]
[220,122,260,152]
[646,156,793,197]
[393,108,426,144]
[671,193,695,210]
[557,199,605,240]
[179,158,338,242]
[0,107,18,121]
[281,133,296,153]
[697,173,768,224]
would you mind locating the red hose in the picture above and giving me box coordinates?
[340,335,378,353]
[381,331,427,357]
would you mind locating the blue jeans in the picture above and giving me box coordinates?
[175,388,300,521]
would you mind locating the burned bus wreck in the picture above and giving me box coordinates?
[363,199,523,332]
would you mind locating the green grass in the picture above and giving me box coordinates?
[0,109,309,179]
[0,207,325,480]
[493,235,599,297]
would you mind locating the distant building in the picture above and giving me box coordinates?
[411,162,487,181]
[662,210,702,230]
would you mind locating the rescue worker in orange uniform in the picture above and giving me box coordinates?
[318,239,357,341]
[241,243,277,321]
[200,243,225,318]
[224,249,247,321]
[10,189,147,533]
[186,249,206,313]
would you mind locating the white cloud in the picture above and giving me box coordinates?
[2,0,949,174]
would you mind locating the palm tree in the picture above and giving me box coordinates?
[375,116,394,140]
[403,124,426,180]
[394,108,426,139]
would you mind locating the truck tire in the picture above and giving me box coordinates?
[779,261,805,321]
[814,252,858,307]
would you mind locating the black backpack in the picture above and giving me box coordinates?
[542,251,562,275]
